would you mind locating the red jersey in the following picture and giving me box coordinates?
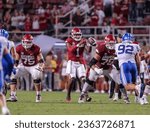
[96,41,115,70]
[65,37,87,64]
[16,44,41,66]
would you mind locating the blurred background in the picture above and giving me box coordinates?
[0,0,149,92]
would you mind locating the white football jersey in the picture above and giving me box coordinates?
[115,42,140,67]
[7,40,15,53]
[0,36,8,70]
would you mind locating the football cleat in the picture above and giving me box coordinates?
[6,95,18,102]
[86,96,92,102]
[66,96,71,103]
[139,98,144,105]
[124,97,131,104]
[143,97,149,104]
[78,95,85,103]
[113,96,118,101]
[2,107,10,115]
[36,95,41,103]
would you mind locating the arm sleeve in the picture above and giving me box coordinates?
[113,59,120,70]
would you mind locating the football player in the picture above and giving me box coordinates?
[115,33,141,103]
[7,34,44,102]
[0,29,14,114]
[1,29,16,95]
[109,34,129,103]
[65,27,96,102]
[78,34,116,103]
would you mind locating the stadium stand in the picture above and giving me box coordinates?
[0,0,149,44]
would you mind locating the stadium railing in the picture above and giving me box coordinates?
[8,26,150,45]
[54,26,150,44]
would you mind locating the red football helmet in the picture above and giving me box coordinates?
[22,34,33,49]
[104,34,116,50]
[71,27,82,41]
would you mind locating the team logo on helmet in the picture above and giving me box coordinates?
[104,34,116,50]
[0,29,9,38]
[122,33,134,42]
[22,34,33,49]
[71,27,82,41]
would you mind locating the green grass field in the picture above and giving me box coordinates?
[6,91,150,115]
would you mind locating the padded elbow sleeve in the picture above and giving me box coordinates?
[89,58,98,67]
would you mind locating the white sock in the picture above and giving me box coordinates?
[114,93,118,98]
[11,91,16,96]
[135,85,140,90]
[2,106,9,114]
[81,82,90,95]
[36,91,41,95]
[143,94,147,99]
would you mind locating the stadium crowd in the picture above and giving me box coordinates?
[0,0,150,34]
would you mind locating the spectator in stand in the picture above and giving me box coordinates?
[3,10,11,30]
[129,0,137,22]
[103,0,114,18]
[96,6,105,26]
[111,13,118,26]
[11,10,20,29]
[120,0,129,20]
[32,0,40,10]
[51,5,61,25]
[18,11,26,31]
[117,14,128,35]
[72,9,84,26]
[37,5,45,15]
[136,0,144,18]
[145,0,150,12]
[24,15,32,31]
[79,0,90,16]
[0,0,2,20]
[94,0,103,9]
[113,0,122,16]
[88,8,99,34]
[89,9,99,27]
[32,15,40,31]
[4,0,14,11]
[39,12,48,31]
[16,0,26,12]
[61,2,71,15]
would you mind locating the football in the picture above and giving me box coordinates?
[88,37,96,46]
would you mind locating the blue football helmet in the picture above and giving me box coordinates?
[122,33,134,42]
[0,29,9,38]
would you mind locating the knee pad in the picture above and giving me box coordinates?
[11,79,17,84]
[86,78,94,86]
[33,79,41,84]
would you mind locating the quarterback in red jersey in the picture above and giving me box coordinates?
[65,27,96,102]
[78,34,116,103]
[7,34,44,102]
